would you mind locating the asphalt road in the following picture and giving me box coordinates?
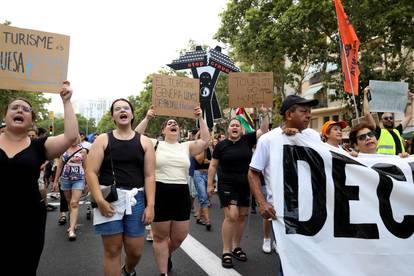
[38,194,280,275]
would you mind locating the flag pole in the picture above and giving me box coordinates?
[341,42,360,120]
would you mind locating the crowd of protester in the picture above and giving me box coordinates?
[1,80,412,275]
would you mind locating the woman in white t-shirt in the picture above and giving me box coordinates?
[135,106,209,276]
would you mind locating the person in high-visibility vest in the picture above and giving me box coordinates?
[363,86,413,155]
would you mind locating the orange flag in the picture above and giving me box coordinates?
[334,0,360,95]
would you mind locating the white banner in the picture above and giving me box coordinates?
[264,130,414,276]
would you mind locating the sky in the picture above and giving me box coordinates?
[3,0,229,113]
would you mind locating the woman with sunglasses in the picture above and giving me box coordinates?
[86,98,155,276]
[349,123,378,154]
[135,105,209,276]
[350,122,410,157]
[0,81,78,274]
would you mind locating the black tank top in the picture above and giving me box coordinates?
[99,131,145,189]
[194,148,212,170]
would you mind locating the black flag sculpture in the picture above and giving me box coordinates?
[167,46,240,128]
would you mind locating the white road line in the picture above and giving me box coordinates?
[181,234,242,276]
[47,201,88,206]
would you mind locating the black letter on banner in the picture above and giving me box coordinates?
[331,152,379,239]
[372,163,414,239]
[283,145,326,236]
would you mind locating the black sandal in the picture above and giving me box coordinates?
[232,247,247,262]
[221,253,233,268]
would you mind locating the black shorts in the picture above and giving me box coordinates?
[217,174,250,208]
[154,182,191,222]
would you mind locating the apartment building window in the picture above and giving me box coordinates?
[311,118,319,129]
[332,115,339,121]
[323,116,330,123]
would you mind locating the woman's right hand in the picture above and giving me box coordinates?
[207,184,214,198]
[146,105,156,120]
[98,200,116,217]
[60,80,73,103]
[52,181,59,192]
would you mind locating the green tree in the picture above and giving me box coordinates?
[216,0,414,119]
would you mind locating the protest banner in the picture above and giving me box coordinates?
[368,80,409,113]
[256,128,414,276]
[0,25,70,93]
[152,74,199,119]
[228,72,273,108]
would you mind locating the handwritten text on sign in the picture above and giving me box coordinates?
[228,72,273,108]
[152,74,199,119]
[0,25,70,93]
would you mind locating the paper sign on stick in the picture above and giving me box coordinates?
[228,72,273,108]
[368,80,408,113]
[0,25,70,93]
[152,74,199,119]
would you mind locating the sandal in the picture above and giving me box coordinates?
[221,253,233,268]
[232,247,247,262]
[58,215,67,225]
[196,218,205,225]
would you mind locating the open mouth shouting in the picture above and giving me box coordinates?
[12,115,25,124]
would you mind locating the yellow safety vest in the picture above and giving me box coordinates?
[376,128,405,155]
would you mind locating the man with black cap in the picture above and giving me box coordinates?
[247,94,319,275]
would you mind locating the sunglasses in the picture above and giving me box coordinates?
[9,104,32,113]
[356,131,376,141]
[382,116,393,121]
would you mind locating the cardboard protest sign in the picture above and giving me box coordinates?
[228,72,273,108]
[0,25,70,93]
[368,80,409,113]
[152,74,199,119]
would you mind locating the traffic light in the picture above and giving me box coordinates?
[49,125,53,133]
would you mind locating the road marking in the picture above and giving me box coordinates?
[181,234,242,276]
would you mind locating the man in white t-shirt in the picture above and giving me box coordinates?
[248,95,318,219]
[248,95,319,275]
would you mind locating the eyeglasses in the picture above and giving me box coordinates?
[113,106,131,112]
[356,131,376,141]
[382,116,393,121]
[9,104,32,113]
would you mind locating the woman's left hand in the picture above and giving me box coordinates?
[142,206,154,225]
[60,80,73,103]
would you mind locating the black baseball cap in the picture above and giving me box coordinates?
[279,95,319,115]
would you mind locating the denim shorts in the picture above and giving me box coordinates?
[60,178,85,191]
[193,170,209,208]
[94,191,145,237]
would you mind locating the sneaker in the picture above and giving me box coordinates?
[262,238,272,254]
[121,265,136,276]
[146,231,153,241]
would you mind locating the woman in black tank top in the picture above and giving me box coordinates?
[86,98,156,275]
